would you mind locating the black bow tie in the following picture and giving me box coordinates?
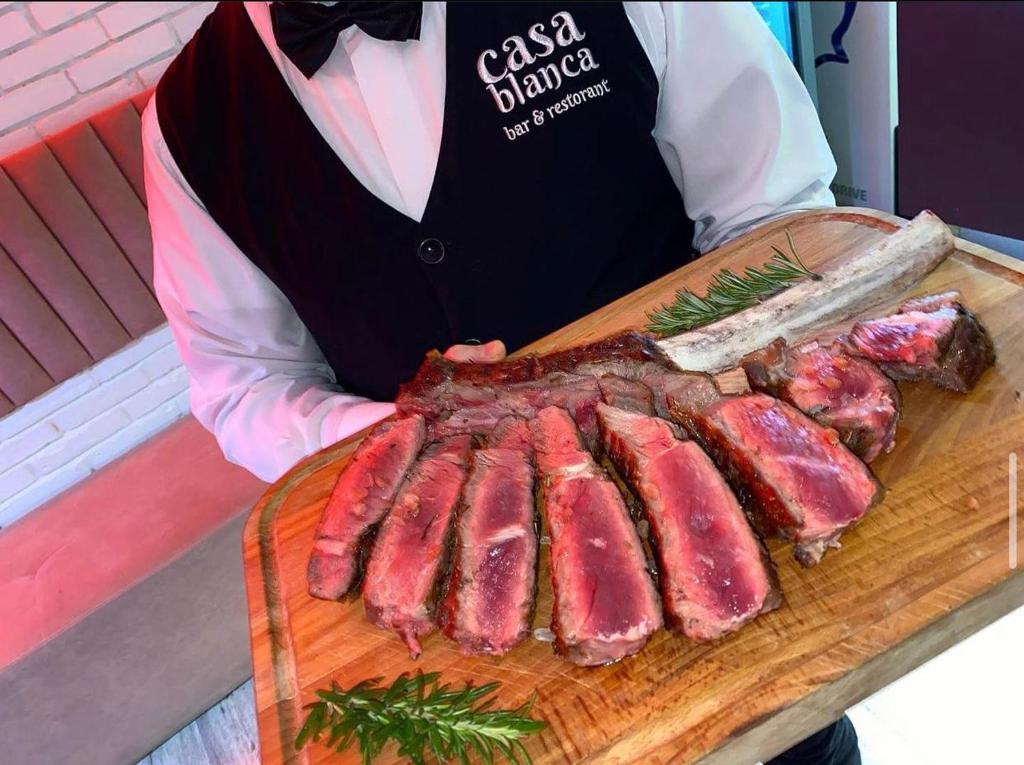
[270,2,423,78]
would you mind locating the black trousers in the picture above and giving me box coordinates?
[766,715,861,765]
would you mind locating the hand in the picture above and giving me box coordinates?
[443,339,506,363]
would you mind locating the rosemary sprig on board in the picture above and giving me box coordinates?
[295,671,546,765]
[646,231,820,337]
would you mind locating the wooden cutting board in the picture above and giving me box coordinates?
[243,208,1024,765]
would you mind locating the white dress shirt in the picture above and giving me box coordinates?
[142,1,837,481]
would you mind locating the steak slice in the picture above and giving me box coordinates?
[488,414,534,451]
[532,407,662,665]
[837,292,995,392]
[362,435,473,657]
[307,415,426,600]
[541,376,603,450]
[426,406,507,441]
[419,372,604,446]
[673,393,884,567]
[596,404,780,640]
[897,290,960,313]
[438,422,537,655]
[533,404,587,453]
[598,374,655,414]
[643,370,721,420]
[742,339,901,462]
[533,330,676,376]
[396,331,675,418]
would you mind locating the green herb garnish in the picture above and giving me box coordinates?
[295,671,546,764]
[646,231,820,337]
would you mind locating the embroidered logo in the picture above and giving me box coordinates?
[476,11,611,141]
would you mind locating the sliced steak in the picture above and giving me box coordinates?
[742,339,901,462]
[837,292,995,393]
[438,427,537,655]
[673,393,884,567]
[396,331,675,418]
[533,330,676,376]
[533,404,586,453]
[308,415,426,600]
[362,435,473,657]
[596,404,780,640]
[541,375,603,449]
[418,372,603,446]
[598,374,655,414]
[532,407,662,665]
[488,414,534,452]
[897,290,961,313]
[571,359,675,382]
[643,370,721,420]
[426,406,507,441]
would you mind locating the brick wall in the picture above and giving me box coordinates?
[0,326,190,527]
[0,1,216,156]
[0,2,216,525]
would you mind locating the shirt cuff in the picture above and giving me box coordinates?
[322,399,398,447]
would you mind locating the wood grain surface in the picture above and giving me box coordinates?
[243,208,1024,765]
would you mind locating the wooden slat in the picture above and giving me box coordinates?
[0,168,130,360]
[0,320,53,406]
[89,101,146,202]
[0,243,92,382]
[0,390,14,418]
[46,123,156,288]
[3,144,163,338]
[142,680,258,765]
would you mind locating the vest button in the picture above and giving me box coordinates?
[418,238,445,264]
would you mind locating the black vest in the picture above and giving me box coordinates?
[157,2,695,400]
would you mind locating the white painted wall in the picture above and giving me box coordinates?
[811,2,898,212]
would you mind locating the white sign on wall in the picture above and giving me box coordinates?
[811,1,898,212]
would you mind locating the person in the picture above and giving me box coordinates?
[143,3,857,763]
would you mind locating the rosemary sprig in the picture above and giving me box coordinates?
[295,671,546,765]
[646,230,820,337]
